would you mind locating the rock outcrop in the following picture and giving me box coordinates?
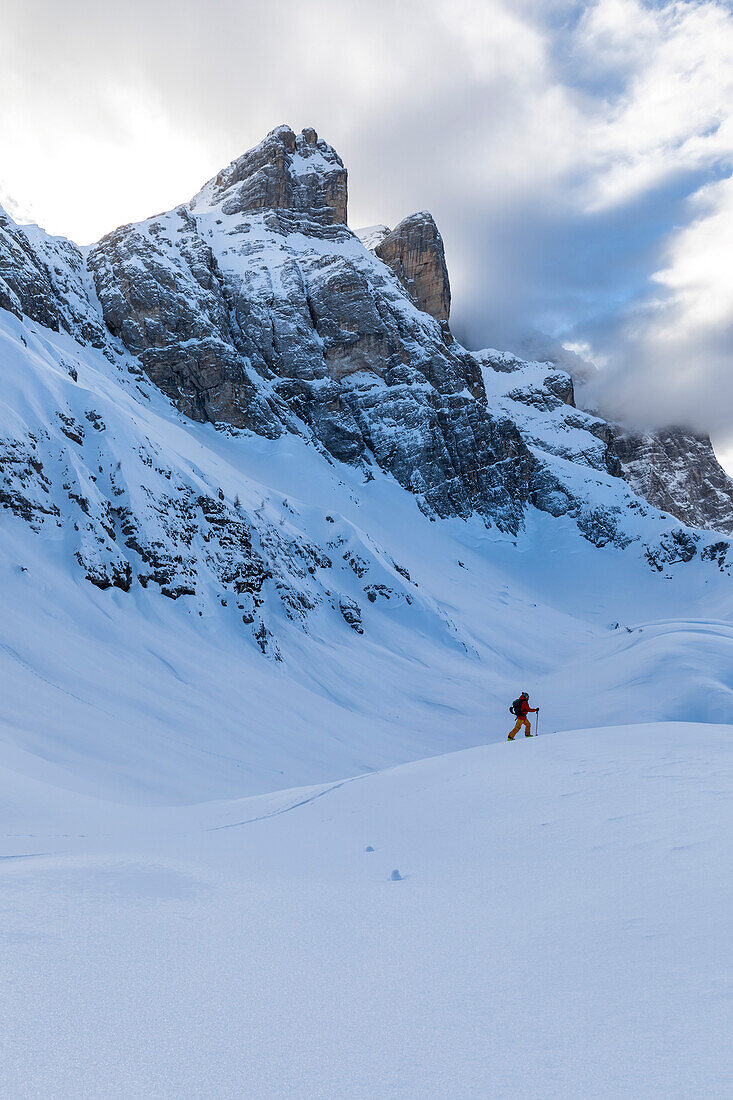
[0,205,66,330]
[374,212,451,324]
[206,124,347,226]
[0,206,105,345]
[610,427,733,536]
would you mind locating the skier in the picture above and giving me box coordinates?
[508,692,540,739]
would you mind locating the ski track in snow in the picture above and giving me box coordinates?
[208,774,367,830]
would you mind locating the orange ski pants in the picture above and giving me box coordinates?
[508,716,531,738]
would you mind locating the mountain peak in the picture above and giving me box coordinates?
[197,125,348,226]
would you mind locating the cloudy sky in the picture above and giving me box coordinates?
[2,0,733,466]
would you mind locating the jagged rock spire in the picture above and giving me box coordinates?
[374,212,451,324]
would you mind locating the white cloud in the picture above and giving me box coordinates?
[576,2,733,209]
[586,172,733,445]
[574,0,661,79]
[4,1,733,237]
[654,176,733,333]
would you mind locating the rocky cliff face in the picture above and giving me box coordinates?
[530,337,733,539]
[0,206,62,329]
[87,126,531,529]
[0,206,106,347]
[610,427,733,536]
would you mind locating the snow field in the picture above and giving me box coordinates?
[1,723,730,1098]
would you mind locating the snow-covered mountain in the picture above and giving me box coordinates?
[3,126,731,571]
[0,122,732,802]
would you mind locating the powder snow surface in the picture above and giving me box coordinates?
[1,723,731,1098]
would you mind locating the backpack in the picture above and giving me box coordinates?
[510,697,524,716]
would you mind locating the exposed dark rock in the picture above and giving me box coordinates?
[0,206,64,330]
[645,529,699,571]
[339,597,363,632]
[610,427,733,536]
[209,125,347,226]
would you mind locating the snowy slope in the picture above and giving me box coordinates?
[1,295,732,800]
[2,723,731,1098]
